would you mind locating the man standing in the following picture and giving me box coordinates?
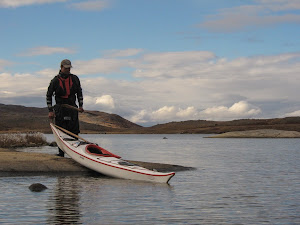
[47,59,84,157]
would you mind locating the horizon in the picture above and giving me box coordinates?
[1,102,298,128]
[0,0,300,126]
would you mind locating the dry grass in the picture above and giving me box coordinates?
[0,132,48,148]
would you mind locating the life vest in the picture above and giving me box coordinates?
[58,76,73,98]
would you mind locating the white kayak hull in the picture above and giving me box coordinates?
[50,123,175,183]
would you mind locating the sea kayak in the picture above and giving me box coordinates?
[50,123,175,183]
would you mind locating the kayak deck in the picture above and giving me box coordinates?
[50,123,175,183]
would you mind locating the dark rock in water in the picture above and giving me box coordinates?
[29,183,48,192]
[49,141,57,147]
[163,137,168,139]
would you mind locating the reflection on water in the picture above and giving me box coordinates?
[47,177,82,225]
[1,134,300,224]
[45,175,174,225]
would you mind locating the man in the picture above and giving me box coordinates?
[46,59,84,157]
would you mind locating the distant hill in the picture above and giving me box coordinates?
[145,117,300,134]
[0,103,141,133]
[1,103,300,134]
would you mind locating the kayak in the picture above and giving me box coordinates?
[50,123,175,183]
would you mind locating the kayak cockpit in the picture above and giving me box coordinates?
[85,144,121,158]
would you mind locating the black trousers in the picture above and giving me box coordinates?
[54,104,80,155]
[54,104,80,134]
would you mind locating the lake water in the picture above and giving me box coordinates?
[0,134,299,225]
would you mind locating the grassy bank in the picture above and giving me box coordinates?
[0,133,48,148]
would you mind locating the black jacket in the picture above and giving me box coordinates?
[46,72,83,112]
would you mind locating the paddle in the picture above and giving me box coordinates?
[61,104,97,116]
[61,104,83,112]
[61,104,105,124]
[51,123,90,143]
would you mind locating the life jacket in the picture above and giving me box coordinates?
[57,75,73,98]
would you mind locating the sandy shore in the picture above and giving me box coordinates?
[0,148,193,175]
[206,129,300,138]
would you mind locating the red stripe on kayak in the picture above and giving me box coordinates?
[51,124,175,178]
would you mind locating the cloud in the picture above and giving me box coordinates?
[69,50,300,81]
[152,106,177,120]
[95,95,115,109]
[0,59,13,71]
[0,0,111,11]
[74,58,129,75]
[82,94,115,112]
[284,110,300,117]
[151,106,198,121]
[0,0,67,8]
[1,50,299,125]
[130,106,195,124]
[72,49,142,75]
[69,0,110,11]
[103,49,144,58]
[201,101,261,121]
[18,46,76,56]
[198,0,300,32]
[129,101,261,125]
[0,72,49,98]
[132,51,216,78]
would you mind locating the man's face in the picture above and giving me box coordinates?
[61,66,71,74]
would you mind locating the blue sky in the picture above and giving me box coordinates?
[1,0,300,126]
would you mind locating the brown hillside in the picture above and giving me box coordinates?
[142,118,300,134]
[0,104,140,133]
[1,103,300,134]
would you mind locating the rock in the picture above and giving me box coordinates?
[29,183,48,192]
[49,141,57,147]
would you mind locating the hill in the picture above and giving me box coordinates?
[0,103,141,133]
[143,117,300,134]
[1,103,300,134]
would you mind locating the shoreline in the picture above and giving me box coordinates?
[0,148,193,175]
[2,128,300,137]
[205,129,300,138]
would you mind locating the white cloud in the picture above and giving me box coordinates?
[82,95,116,111]
[199,0,300,32]
[95,95,115,109]
[0,72,49,97]
[132,51,215,78]
[177,107,198,118]
[0,0,67,8]
[201,101,261,120]
[36,68,58,78]
[152,106,177,120]
[285,110,300,117]
[129,102,261,124]
[0,59,13,71]
[18,46,76,56]
[130,106,199,124]
[130,110,149,124]
[74,58,129,75]
[69,0,110,11]
[103,49,144,58]
[1,50,299,125]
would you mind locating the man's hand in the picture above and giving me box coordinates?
[79,107,84,113]
[48,111,55,119]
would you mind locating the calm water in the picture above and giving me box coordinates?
[0,134,299,225]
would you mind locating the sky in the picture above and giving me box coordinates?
[0,0,300,126]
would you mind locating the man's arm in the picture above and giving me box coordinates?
[46,78,56,119]
[73,75,84,110]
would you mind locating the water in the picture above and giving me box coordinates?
[0,134,299,224]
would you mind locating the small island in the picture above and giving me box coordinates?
[206,129,300,138]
